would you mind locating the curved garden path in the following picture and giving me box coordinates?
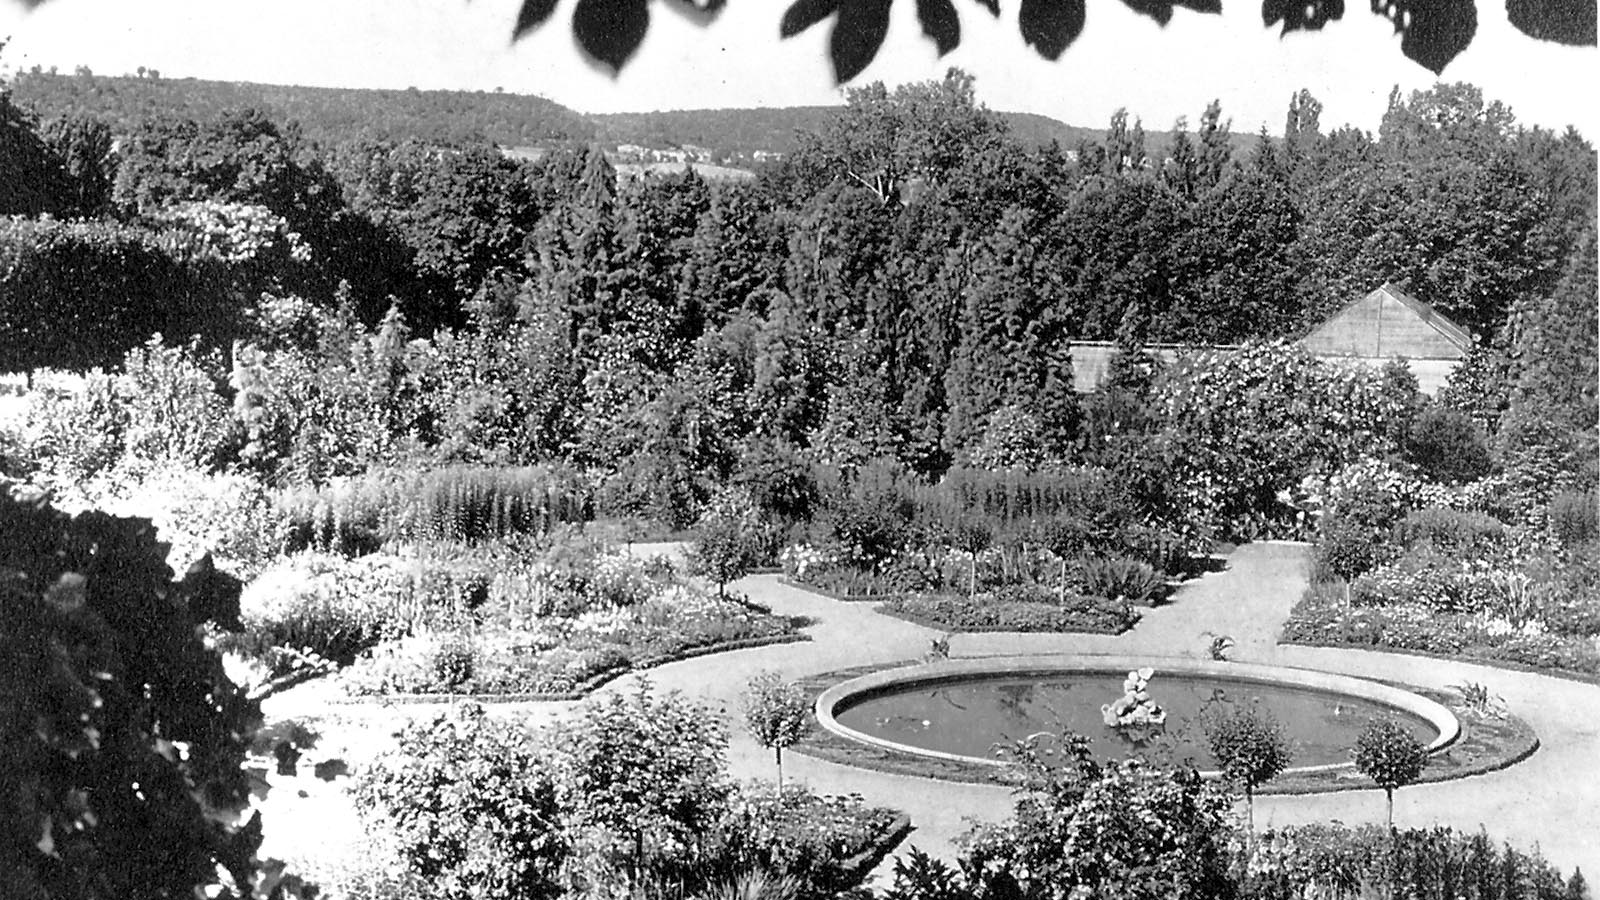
[259,542,1600,885]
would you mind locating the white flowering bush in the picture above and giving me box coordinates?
[1296,458,1454,528]
[151,200,312,264]
[779,543,835,581]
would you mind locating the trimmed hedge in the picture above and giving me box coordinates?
[0,217,243,370]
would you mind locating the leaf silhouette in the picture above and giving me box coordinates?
[1020,0,1086,58]
[1263,0,1346,33]
[512,0,560,40]
[782,0,843,37]
[832,0,894,82]
[1371,0,1476,73]
[973,0,1001,14]
[1119,0,1222,25]
[573,0,651,72]
[918,0,963,54]
[1506,0,1595,45]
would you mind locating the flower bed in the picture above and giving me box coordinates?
[232,535,804,698]
[337,587,799,698]
[879,589,1139,634]
[1286,466,1600,679]
[708,787,911,900]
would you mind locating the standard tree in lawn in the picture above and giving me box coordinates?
[740,671,814,793]
[1353,717,1429,827]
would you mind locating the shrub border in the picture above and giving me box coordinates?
[837,812,914,886]
[328,632,811,705]
[788,660,1538,794]
[781,576,1144,628]
[874,599,1137,636]
[1282,635,1600,688]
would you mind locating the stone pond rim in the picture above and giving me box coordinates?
[813,654,1462,779]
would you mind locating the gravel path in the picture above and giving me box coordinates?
[259,542,1600,885]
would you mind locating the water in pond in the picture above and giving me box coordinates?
[833,673,1439,769]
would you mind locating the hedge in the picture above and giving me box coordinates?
[0,217,244,371]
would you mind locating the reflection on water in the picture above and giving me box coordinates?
[835,674,1438,769]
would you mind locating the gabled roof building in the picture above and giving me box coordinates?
[1298,282,1475,393]
[1066,283,1476,394]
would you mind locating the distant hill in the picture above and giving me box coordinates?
[590,106,1108,161]
[9,72,597,147]
[10,72,1265,164]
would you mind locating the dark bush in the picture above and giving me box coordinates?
[1548,490,1599,549]
[0,217,243,371]
[736,439,819,524]
[1406,406,1494,485]
[0,482,267,900]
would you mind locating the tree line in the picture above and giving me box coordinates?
[2,67,1595,525]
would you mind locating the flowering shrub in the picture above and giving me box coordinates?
[239,551,420,665]
[1296,458,1454,529]
[151,200,312,265]
[780,543,836,582]
[351,702,567,900]
[1351,556,1482,614]
[963,735,1237,900]
[56,464,288,578]
[1152,343,1416,538]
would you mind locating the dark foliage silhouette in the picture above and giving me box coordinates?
[500,0,1592,78]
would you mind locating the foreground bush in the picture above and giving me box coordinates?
[0,482,279,900]
[352,703,567,900]
[350,693,904,900]
[883,733,1236,900]
[705,787,904,900]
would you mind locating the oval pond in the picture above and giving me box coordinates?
[832,672,1441,769]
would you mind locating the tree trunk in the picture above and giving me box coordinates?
[775,746,784,795]
[1246,788,1255,846]
[969,553,977,599]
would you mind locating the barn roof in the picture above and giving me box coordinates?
[1298,283,1474,360]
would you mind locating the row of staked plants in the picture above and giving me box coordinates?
[767,462,1186,636]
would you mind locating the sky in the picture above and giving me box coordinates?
[0,0,1596,140]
